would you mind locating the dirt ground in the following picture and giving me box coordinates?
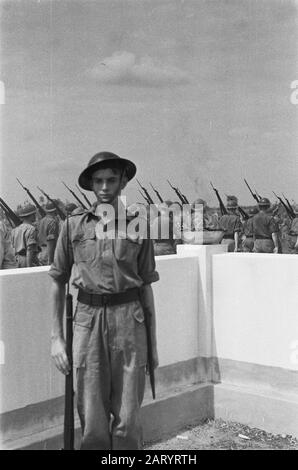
[145,419,298,450]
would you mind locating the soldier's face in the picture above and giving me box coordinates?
[91,168,127,204]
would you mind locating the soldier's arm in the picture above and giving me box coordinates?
[272,232,279,253]
[139,284,159,370]
[48,219,73,374]
[234,231,239,252]
[26,226,39,267]
[47,239,56,264]
[51,279,70,375]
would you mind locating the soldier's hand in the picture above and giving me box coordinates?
[51,336,71,375]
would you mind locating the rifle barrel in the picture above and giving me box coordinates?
[75,184,92,207]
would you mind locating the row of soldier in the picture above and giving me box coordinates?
[0,193,298,269]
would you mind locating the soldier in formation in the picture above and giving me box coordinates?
[11,204,39,267]
[219,196,241,252]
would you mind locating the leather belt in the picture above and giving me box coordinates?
[223,234,234,239]
[255,236,271,240]
[77,287,140,307]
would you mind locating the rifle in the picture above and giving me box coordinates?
[0,196,22,227]
[37,187,66,220]
[167,180,188,204]
[62,181,88,210]
[138,189,151,205]
[255,189,262,201]
[0,203,13,228]
[149,183,163,203]
[244,179,260,203]
[63,214,74,450]
[210,182,227,216]
[16,178,46,217]
[273,192,294,220]
[136,180,155,204]
[238,206,249,221]
[139,288,156,400]
[282,193,295,219]
[75,184,92,208]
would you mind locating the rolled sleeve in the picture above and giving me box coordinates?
[269,217,279,234]
[138,238,159,285]
[26,226,38,250]
[48,220,73,284]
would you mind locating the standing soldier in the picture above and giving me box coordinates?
[219,197,242,252]
[49,151,159,450]
[0,220,17,269]
[38,201,60,265]
[285,203,298,254]
[252,198,279,253]
[11,204,39,267]
[241,207,258,252]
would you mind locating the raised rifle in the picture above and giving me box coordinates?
[238,206,249,221]
[0,196,22,227]
[149,183,163,203]
[16,178,46,217]
[63,214,74,450]
[210,182,227,216]
[136,180,155,204]
[282,193,295,219]
[138,189,151,205]
[167,180,188,204]
[273,192,294,220]
[62,182,88,210]
[244,179,260,203]
[75,184,92,208]
[37,187,66,220]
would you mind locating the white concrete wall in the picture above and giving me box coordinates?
[213,253,298,371]
[0,254,201,414]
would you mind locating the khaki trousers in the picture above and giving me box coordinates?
[253,239,274,253]
[73,299,147,450]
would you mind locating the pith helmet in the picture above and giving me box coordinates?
[78,151,137,191]
[18,204,36,217]
[45,201,57,213]
[192,198,206,207]
[226,199,238,209]
[248,206,258,216]
[227,195,238,202]
[65,202,78,214]
[258,197,270,207]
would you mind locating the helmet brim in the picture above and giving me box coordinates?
[78,158,137,191]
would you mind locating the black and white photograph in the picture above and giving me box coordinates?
[0,0,297,454]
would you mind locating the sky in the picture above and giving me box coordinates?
[0,0,298,208]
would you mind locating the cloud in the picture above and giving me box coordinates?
[88,51,192,87]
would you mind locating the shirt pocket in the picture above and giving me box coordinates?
[73,305,94,368]
[113,236,140,262]
[72,228,96,263]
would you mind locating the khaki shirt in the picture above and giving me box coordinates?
[11,222,38,255]
[49,205,159,293]
[252,212,278,239]
[38,215,59,246]
[0,221,17,269]
[219,214,241,237]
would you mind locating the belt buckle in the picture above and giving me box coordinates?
[102,294,110,306]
